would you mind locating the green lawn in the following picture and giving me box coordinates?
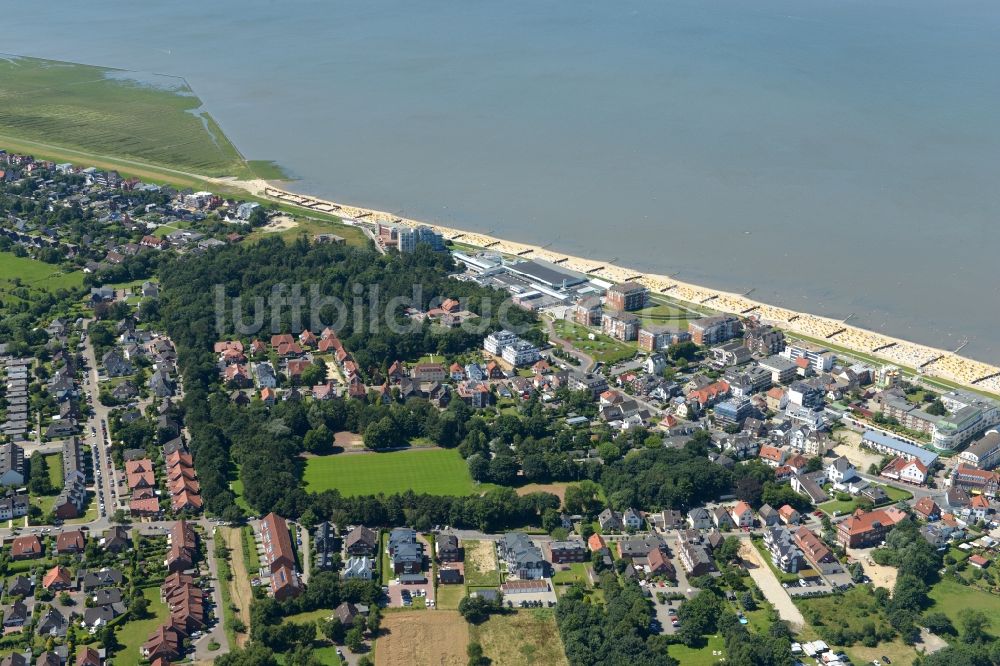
[551,562,590,586]
[43,452,63,490]
[436,584,466,610]
[883,485,913,502]
[928,577,1000,640]
[309,646,344,665]
[551,319,636,365]
[112,586,168,666]
[282,608,335,626]
[230,463,252,512]
[0,253,83,290]
[667,634,726,665]
[818,498,859,517]
[303,448,475,496]
[0,56,250,177]
[819,483,911,516]
[634,301,691,331]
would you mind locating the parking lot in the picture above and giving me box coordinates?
[386,580,435,608]
[501,589,558,607]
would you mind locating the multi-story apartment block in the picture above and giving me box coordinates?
[601,311,640,342]
[605,282,648,311]
[688,315,742,346]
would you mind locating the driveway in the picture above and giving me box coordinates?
[739,541,805,630]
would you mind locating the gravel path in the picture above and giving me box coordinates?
[739,541,806,630]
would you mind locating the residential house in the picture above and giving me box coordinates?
[598,508,623,532]
[758,504,780,526]
[313,522,337,571]
[3,600,28,628]
[37,608,68,637]
[677,530,715,576]
[712,506,735,530]
[141,624,183,661]
[55,529,85,555]
[764,525,802,573]
[0,443,25,486]
[914,497,941,521]
[826,456,858,484]
[10,535,43,560]
[758,445,787,468]
[166,520,198,573]
[778,505,801,525]
[687,507,713,531]
[880,457,929,485]
[791,474,830,504]
[41,565,72,592]
[794,527,836,570]
[498,532,547,579]
[547,539,588,564]
[730,501,754,528]
[387,528,424,574]
[436,535,462,563]
[342,556,373,581]
[623,508,643,530]
[345,526,378,556]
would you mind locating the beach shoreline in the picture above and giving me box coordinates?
[222,177,1000,397]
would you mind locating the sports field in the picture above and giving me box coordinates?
[0,55,257,178]
[303,448,475,496]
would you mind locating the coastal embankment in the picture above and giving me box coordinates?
[228,178,1000,397]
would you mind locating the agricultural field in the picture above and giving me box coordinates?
[470,609,568,666]
[376,611,468,666]
[551,319,636,365]
[303,448,475,496]
[0,55,257,178]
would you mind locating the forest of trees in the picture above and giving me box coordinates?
[556,573,675,666]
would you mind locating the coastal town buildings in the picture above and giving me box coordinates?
[605,282,649,311]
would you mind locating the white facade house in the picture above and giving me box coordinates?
[826,456,858,484]
[781,344,835,373]
[622,508,643,531]
[485,330,540,367]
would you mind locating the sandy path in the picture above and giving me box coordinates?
[222,526,253,647]
[739,541,805,630]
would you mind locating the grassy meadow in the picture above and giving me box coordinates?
[0,55,254,178]
[303,448,474,496]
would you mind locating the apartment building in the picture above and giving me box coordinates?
[688,315,742,346]
[605,282,648,311]
[601,311,640,342]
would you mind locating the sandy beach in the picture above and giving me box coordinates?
[238,180,1000,397]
